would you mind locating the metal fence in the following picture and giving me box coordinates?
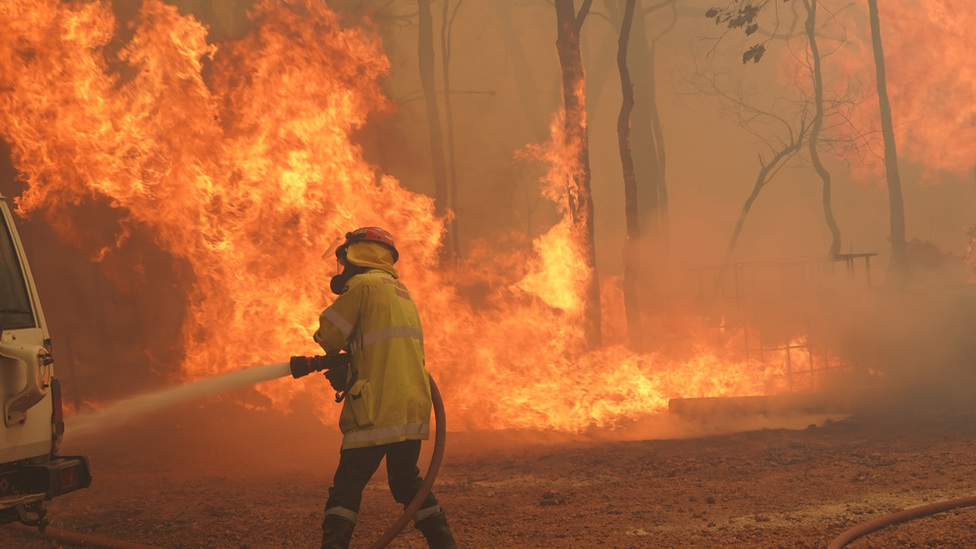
[692,253,877,391]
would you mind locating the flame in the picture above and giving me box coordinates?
[515,113,589,315]
[860,0,976,175]
[1,0,812,432]
[814,0,976,176]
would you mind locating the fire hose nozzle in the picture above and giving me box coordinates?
[289,354,352,379]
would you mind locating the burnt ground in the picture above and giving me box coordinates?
[3,400,976,549]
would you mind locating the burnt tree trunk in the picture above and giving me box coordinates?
[868,0,908,282]
[616,0,643,352]
[804,0,842,256]
[600,1,661,246]
[441,0,462,258]
[555,0,601,349]
[629,5,661,243]
[602,0,674,300]
[645,6,673,265]
[636,1,676,292]
[418,0,451,258]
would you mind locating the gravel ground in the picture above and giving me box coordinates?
[2,401,975,549]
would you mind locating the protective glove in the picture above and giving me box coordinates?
[324,364,349,393]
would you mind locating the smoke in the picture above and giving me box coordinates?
[1,0,974,437]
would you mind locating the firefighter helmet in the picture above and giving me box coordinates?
[337,227,399,263]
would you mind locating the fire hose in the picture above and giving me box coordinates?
[7,522,164,549]
[828,494,976,549]
[7,361,447,549]
[366,374,446,549]
[288,354,449,548]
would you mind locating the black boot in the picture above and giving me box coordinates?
[321,515,355,549]
[415,509,458,549]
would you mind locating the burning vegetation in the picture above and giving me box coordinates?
[3,1,976,548]
[0,0,973,435]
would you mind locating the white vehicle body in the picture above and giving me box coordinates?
[0,193,90,530]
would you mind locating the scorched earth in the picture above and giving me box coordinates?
[2,401,975,549]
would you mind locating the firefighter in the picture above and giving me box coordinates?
[312,227,458,549]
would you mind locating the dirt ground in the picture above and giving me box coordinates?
[3,400,976,549]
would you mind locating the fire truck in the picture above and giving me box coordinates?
[0,193,92,530]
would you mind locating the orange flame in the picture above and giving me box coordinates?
[864,0,976,175]
[1,0,807,432]
[516,112,589,315]
[816,0,976,176]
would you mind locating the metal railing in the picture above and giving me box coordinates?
[692,253,877,391]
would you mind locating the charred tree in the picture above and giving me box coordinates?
[868,0,908,281]
[638,1,677,278]
[627,4,661,245]
[417,0,451,259]
[704,1,862,263]
[689,66,813,263]
[441,0,462,258]
[725,120,808,264]
[616,0,643,352]
[802,0,841,256]
[599,0,676,296]
[555,0,601,349]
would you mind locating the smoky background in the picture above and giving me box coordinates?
[0,0,974,428]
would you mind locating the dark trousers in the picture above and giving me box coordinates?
[325,439,438,520]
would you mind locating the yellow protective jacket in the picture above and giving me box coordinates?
[313,243,431,450]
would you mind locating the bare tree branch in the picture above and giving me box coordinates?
[396,89,495,105]
[651,0,679,44]
[442,0,465,258]
[724,123,807,265]
[575,0,596,31]
[644,0,676,16]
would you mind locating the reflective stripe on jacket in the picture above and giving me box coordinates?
[314,269,431,450]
